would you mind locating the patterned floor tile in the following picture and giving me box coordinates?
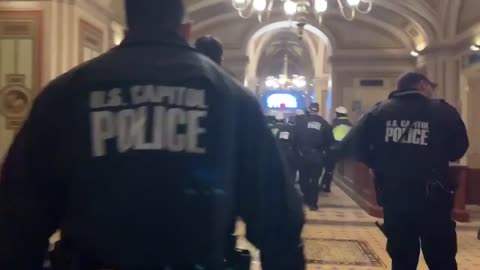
[235,183,480,270]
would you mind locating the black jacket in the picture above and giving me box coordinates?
[271,122,295,145]
[0,31,305,270]
[270,122,296,161]
[332,116,352,128]
[347,90,469,206]
[295,113,334,152]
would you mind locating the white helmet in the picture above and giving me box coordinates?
[335,106,348,114]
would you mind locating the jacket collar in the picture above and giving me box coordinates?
[120,29,191,50]
[388,89,426,99]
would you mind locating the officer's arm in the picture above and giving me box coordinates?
[335,112,374,166]
[444,104,469,161]
[326,122,335,147]
[236,94,305,270]
[323,122,335,157]
[0,82,69,269]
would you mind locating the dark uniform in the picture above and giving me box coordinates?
[295,107,334,210]
[271,120,297,184]
[0,31,305,270]
[350,88,469,270]
[320,115,352,192]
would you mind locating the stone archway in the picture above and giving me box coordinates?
[244,21,332,115]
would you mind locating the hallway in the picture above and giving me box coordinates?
[236,183,480,270]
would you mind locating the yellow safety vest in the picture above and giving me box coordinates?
[333,123,352,141]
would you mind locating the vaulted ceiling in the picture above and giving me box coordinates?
[111,0,480,50]
[110,0,480,78]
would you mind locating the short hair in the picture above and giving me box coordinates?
[396,72,437,91]
[194,36,224,65]
[125,0,184,30]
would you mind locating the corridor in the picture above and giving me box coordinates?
[236,183,480,270]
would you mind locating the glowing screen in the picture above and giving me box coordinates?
[266,93,298,108]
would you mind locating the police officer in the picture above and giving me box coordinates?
[0,1,305,270]
[320,106,353,192]
[295,103,334,211]
[194,35,245,268]
[347,72,469,270]
[270,112,297,184]
[195,35,224,65]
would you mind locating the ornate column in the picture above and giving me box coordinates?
[463,64,480,168]
[421,46,461,109]
[312,75,329,117]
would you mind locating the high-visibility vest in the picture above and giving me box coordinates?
[332,117,352,141]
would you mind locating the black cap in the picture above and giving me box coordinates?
[309,103,320,112]
[396,72,438,91]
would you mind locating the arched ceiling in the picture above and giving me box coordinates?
[110,1,480,52]
[256,31,314,79]
[186,0,480,48]
[457,0,480,35]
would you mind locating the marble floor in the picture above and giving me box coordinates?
[236,182,480,270]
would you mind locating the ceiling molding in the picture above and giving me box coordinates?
[192,11,411,51]
[188,0,437,43]
[443,0,462,40]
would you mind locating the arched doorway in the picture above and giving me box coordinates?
[245,21,332,117]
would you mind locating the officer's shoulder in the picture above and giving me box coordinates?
[43,51,108,93]
[430,99,460,115]
[359,101,385,118]
[372,100,387,111]
[35,65,87,107]
[191,51,249,95]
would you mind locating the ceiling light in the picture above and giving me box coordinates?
[231,0,373,38]
[315,0,328,13]
[253,0,267,11]
[293,76,307,88]
[347,0,361,6]
[284,1,297,16]
[265,77,280,88]
[278,75,288,86]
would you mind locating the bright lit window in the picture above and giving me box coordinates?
[267,93,298,108]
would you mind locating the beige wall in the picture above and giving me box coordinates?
[0,0,121,160]
[462,64,480,168]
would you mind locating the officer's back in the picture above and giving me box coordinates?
[271,113,294,144]
[0,1,305,269]
[354,73,469,205]
[296,104,333,151]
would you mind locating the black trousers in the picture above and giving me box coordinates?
[299,158,324,207]
[384,200,457,270]
[320,155,335,189]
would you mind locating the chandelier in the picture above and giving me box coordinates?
[232,0,372,37]
[265,74,308,89]
[265,55,308,89]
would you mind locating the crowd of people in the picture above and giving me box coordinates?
[266,103,353,211]
[0,1,470,270]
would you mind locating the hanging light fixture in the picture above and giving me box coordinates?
[231,0,373,37]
